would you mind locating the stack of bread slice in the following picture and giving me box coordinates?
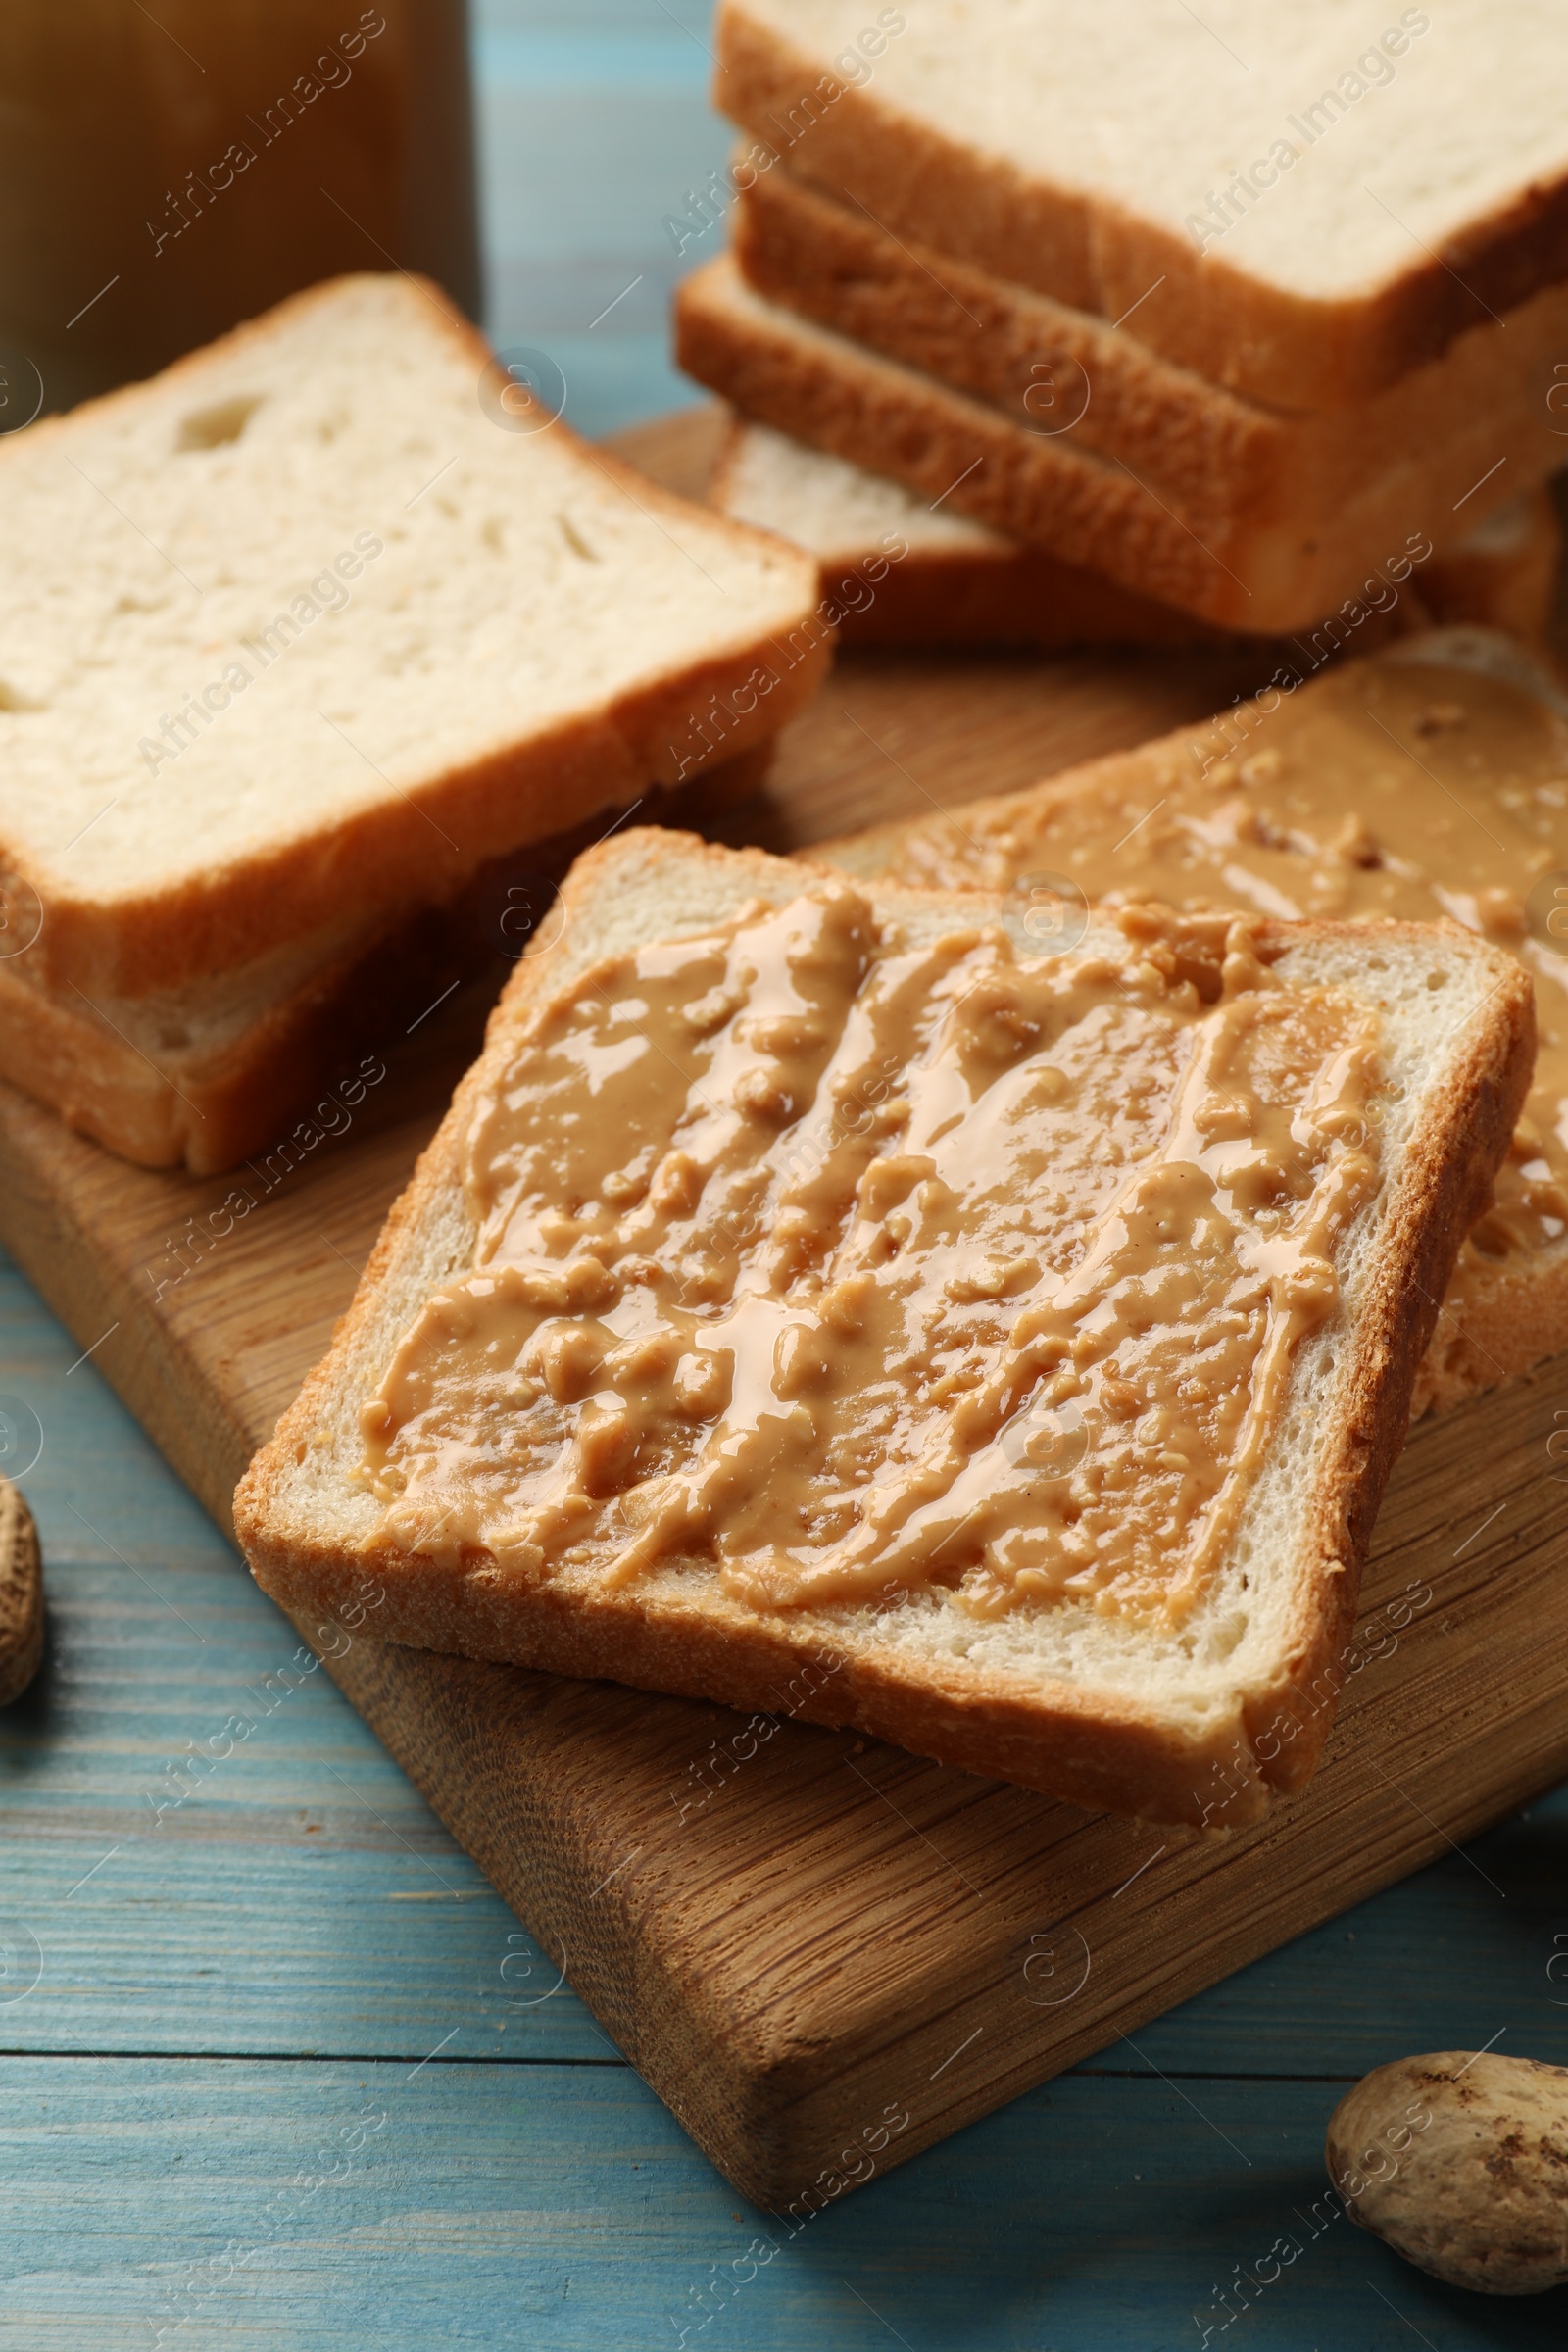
[677,1,1568,651]
[707,419,1563,653]
[0,272,827,1172]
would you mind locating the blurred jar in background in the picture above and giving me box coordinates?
[0,0,480,420]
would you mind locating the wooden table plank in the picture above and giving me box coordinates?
[0,1251,601,2066]
[474,8,732,437]
[3,2057,1564,2350]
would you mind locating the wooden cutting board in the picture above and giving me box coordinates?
[5,407,1567,2213]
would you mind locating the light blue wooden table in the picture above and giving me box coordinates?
[4,7,1568,2345]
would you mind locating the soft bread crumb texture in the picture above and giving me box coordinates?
[718,0,1568,406]
[708,416,1238,648]
[0,905,385,1171]
[0,744,779,1174]
[714,417,1005,561]
[728,0,1561,301]
[236,829,1530,1827]
[0,272,822,994]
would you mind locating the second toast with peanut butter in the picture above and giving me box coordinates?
[818,629,1568,1415]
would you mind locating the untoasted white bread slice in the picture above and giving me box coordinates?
[0,906,403,1176]
[235,828,1529,1828]
[716,0,1568,411]
[732,164,1568,536]
[0,272,827,1001]
[0,742,776,1175]
[710,416,1228,647]
[674,258,1528,633]
[709,419,1564,650]
[817,629,1568,1415]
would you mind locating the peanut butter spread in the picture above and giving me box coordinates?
[359,887,1380,1625]
[861,659,1568,1289]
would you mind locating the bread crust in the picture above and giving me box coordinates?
[3,274,830,1002]
[0,744,777,1174]
[708,420,1561,653]
[0,915,414,1176]
[716,3,1568,413]
[1246,958,1531,1796]
[733,166,1568,532]
[674,259,1530,633]
[708,419,1225,646]
[234,830,1532,1827]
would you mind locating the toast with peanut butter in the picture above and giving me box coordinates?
[235,828,1528,1828]
[818,628,1568,1415]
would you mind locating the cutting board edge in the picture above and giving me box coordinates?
[317,1507,1568,2207]
[0,1087,251,1537]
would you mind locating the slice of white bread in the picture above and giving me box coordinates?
[0,743,775,1175]
[818,628,1568,1416]
[673,258,1529,633]
[234,828,1529,1828]
[716,0,1568,411]
[0,904,401,1176]
[709,419,1564,651]
[0,272,827,1002]
[732,163,1568,536]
